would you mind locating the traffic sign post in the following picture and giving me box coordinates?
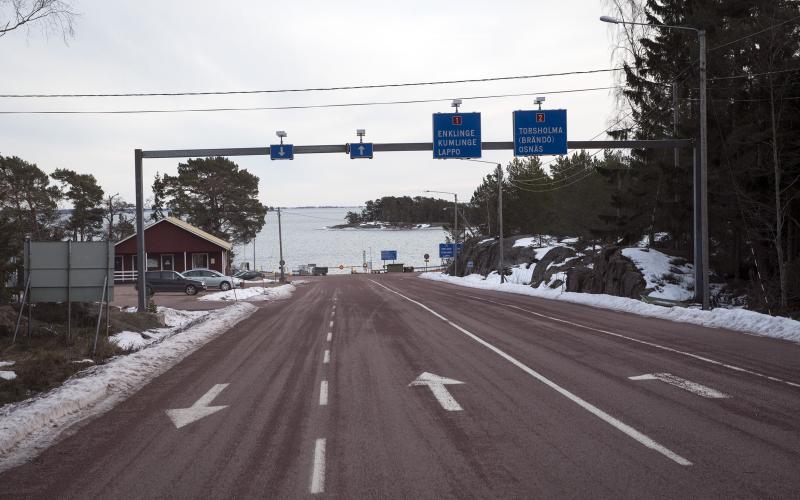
[513,109,567,156]
[432,112,481,159]
[270,144,294,160]
[349,142,374,159]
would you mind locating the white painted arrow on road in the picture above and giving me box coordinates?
[166,383,230,429]
[629,373,730,399]
[409,372,464,411]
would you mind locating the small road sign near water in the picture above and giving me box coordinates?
[350,143,374,159]
[270,144,294,160]
[381,250,397,261]
[513,109,567,156]
[432,112,481,159]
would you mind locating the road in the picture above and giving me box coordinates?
[1,274,799,498]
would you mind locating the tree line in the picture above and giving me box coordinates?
[462,0,800,316]
[0,155,267,302]
[345,196,455,225]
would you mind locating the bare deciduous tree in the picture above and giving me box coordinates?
[0,0,76,39]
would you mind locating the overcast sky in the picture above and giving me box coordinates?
[1,0,622,207]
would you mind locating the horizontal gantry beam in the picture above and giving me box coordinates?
[140,139,693,159]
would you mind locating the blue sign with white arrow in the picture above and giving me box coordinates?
[270,144,294,160]
[350,142,374,159]
[432,112,481,159]
[513,109,567,156]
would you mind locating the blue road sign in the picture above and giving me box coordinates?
[270,144,294,160]
[513,109,567,156]
[438,243,463,258]
[350,142,374,159]
[380,250,397,261]
[432,112,481,159]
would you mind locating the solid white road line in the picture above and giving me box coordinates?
[327,332,332,342]
[371,280,692,466]
[630,373,730,399]
[461,293,800,390]
[310,438,326,494]
[323,350,330,364]
[319,381,328,406]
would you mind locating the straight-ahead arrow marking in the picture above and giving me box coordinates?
[409,372,464,411]
[166,383,230,429]
[629,373,730,399]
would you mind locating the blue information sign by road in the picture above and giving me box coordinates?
[513,109,567,156]
[350,143,374,159]
[438,243,463,258]
[380,250,397,261]
[270,144,294,160]
[432,112,481,159]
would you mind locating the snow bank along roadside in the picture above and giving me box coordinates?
[0,302,257,471]
[110,307,210,351]
[420,273,800,343]
[199,283,296,302]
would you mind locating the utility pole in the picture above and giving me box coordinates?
[253,235,256,271]
[497,164,505,283]
[277,207,285,283]
[453,194,458,277]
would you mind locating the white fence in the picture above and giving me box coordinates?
[114,270,137,283]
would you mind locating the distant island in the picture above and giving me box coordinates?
[332,195,455,230]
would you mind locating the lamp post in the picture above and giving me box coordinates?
[424,189,459,276]
[459,158,506,283]
[600,15,709,309]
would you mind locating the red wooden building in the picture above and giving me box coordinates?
[114,216,233,282]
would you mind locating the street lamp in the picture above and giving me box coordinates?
[600,15,709,309]
[459,158,506,283]
[424,189,459,277]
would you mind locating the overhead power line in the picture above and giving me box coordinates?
[0,68,623,99]
[709,14,800,52]
[0,85,623,115]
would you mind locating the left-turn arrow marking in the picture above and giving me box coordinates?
[166,383,230,429]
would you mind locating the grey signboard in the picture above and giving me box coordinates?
[24,241,114,302]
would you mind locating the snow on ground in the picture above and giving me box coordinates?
[0,372,16,381]
[0,361,15,368]
[0,302,257,471]
[421,273,800,343]
[199,283,297,302]
[622,248,694,301]
[110,308,209,351]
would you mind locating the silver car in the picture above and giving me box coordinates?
[182,269,243,291]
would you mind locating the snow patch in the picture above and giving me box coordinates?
[0,372,16,381]
[0,361,15,368]
[622,248,694,301]
[109,307,209,352]
[0,302,257,471]
[199,283,296,302]
[420,273,800,343]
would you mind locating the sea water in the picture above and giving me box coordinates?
[233,207,448,274]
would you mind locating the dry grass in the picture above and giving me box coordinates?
[0,304,162,406]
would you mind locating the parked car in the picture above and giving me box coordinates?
[233,270,266,281]
[136,271,207,296]
[182,269,243,290]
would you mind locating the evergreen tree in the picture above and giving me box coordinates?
[161,157,267,244]
[51,168,105,241]
[150,171,167,221]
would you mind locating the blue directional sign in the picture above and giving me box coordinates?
[350,142,374,159]
[380,250,397,261]
[432,112,481,159]
[270,144,294,160]
[513,109,567,156]
[438,243,463,258]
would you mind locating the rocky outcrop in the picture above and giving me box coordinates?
[451,236,646,299]
[566,247,645,298]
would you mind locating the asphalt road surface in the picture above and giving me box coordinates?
[2,274,799,498]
